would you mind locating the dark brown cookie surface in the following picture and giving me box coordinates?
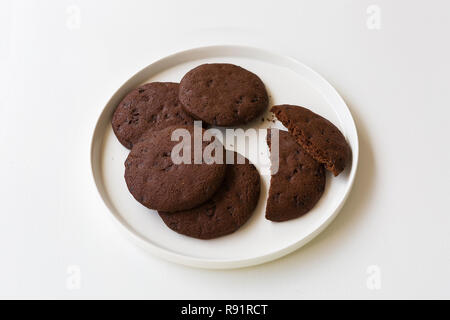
[266,130,325,222]
[179,63,268,126]
[125,125,226,212]
[271,105,351,176]
[158,152,261,239]
[112,82,195,149]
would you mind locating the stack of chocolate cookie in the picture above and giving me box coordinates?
[111,63,351,239]
[265,106,351,222]
[112,64,266,239]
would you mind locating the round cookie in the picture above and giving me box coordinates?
[179,63,268,126]
[112,82,195,149]
[266,129,326,222]
[125,125,226,212]
[158,152,261,240]
[271,104,351,176]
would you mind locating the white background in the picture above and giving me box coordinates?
[1,0,449,299]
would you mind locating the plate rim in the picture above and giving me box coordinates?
[90,44,359,269]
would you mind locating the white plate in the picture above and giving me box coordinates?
[90,45,359,269]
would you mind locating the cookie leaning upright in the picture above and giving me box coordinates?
[271,105,351,176]
[266,130,326,222]
[179,63,268,126]
[112,82,195,149]
[124,125,226,213]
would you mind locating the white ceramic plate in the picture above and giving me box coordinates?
[90,45,359,269]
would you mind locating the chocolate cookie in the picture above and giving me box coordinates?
[125,125,226,212]
[112,82,195,149]
[271,105,351,176]
[158,152,261,239]
[179,63,268,126]
[266,129,325,222]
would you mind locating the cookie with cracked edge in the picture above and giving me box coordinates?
[271,104,351,176]
[124,125,226,212]
[266,129,326,222]
[112,82,195,149]
[158,151,261,239]
[179,63,268,126]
